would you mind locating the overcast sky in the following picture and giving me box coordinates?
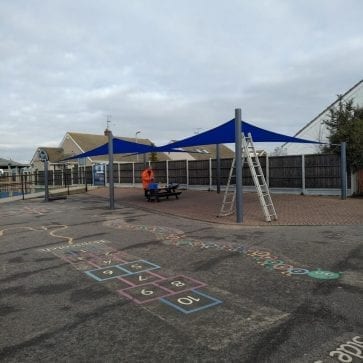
[1,0,362,163]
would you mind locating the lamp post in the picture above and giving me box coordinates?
[135,131,141,162]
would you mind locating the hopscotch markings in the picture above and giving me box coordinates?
[120,270,165,286]
[154,275,207,294]
[85,265,132,281]
[85,260,161,282]
[41,239,222,314]
[117,260,161,275]
[117,275,208,306]
[160,289,222,314]
[118,283,174,304]
[88,251,128,268]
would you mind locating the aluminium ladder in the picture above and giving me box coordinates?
[218,132,277,222]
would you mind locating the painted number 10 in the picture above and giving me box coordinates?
[177,296,200,305]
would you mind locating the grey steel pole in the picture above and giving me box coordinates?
[105,129,115,209]
[340,141,347,200]
[235,108,243,223]
[216,144,221,193]
[44,159,49,202]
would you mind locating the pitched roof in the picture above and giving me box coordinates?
[0,157,28,167]
[180,144,235,160]
[35,147,65,163]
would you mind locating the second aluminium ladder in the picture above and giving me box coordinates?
[218,132,278,222]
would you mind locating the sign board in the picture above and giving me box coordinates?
[78,157,86,166]
[93,164,105,186]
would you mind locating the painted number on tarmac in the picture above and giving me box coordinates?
[103,270,114,275]
[177,296,200,305]
[171,281,185,287]
[141,288,154,296]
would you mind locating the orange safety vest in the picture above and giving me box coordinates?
[141,168,154,189]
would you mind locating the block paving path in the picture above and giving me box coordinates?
[90,187,363,226]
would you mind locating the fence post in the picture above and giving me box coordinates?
[66,168,70,195]
[186,160,189,190]
[209,158,212,191]
[132,162,135,186]
[85,167,88,192]
[341,142,347,200]
[21,171,24,200]
[301,154,306,195]
[25,173,28,195]
[216,144,221,193]
[44,160,49,202]
[166,160,169,184]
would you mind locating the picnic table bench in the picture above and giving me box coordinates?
[146,183,182,202]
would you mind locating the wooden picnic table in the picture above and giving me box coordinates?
[146,183,182,202]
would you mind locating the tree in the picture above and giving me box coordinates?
[323,96,363,171]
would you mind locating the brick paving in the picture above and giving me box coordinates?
[89,187,363,226]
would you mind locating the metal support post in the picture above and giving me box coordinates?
[340,142,347,200]
[235,108,243,223]
[105,129,115,209]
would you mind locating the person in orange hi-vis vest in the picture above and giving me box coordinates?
[141,167,154,197]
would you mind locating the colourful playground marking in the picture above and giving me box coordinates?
[40,240,222,314]
[103,218,342,281]
[160,290,223,314]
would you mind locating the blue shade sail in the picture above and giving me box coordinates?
[155,119,321,151]
[65,118,321,160]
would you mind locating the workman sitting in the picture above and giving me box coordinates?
[141,167,155,197]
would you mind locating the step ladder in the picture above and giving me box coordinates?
[218,132,278,222]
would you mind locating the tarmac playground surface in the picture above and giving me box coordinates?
[0,188,362,362]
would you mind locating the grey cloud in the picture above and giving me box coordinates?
[1,0,362,162]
